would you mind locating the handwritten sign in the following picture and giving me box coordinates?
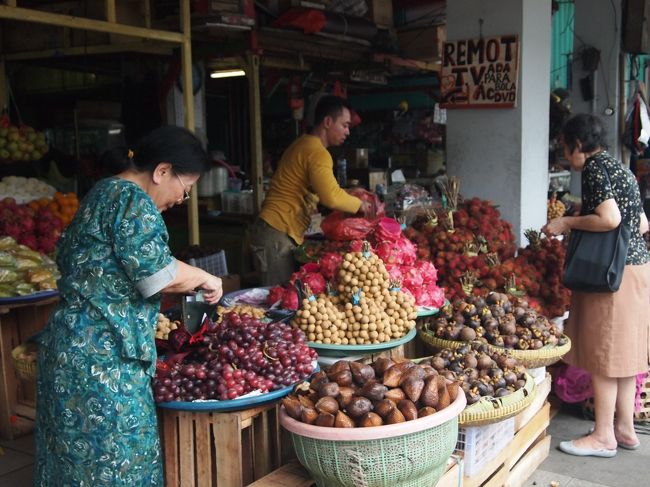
[440,35,519,109]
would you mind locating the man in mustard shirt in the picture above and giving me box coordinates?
[251,95,364,286]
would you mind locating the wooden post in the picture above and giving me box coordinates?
[0,56,7,113]
[247,52,264,213]
[143,0,151,29]
[180,0,200,245]
[105,0,116,23]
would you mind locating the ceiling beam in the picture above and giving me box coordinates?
[0,4,184,44]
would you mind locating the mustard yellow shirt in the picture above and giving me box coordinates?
[260,135,361,245]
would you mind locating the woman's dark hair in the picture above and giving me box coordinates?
[102,126,210,176]
[313,95,352,127]
[561,113,608,153]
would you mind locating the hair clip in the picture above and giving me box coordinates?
[127,149,134,159]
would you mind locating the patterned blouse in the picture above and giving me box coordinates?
[33,177,175,485]
[581,151,650,265]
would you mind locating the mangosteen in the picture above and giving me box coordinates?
[476,354,493,370]
[530,339,544,350]
[513,306,526,320]
[462,303,477,318]
[463,353,478,369]
[515,379,527,390]
[467,391,481,405]
[492,336,505,347]
[521,312,536,327]
[430,356,446,371]
[459,327,477,341]
[494,388,510,398]
[464,368,479,382]
[482,317,499,331]
[502,335,519,348]
[504,371,517,386]
[493,376,507,389]
[517,340,530,350]
[491,305,505,318]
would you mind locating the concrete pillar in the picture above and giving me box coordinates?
[446,0,551,244]
[568,0,622,196]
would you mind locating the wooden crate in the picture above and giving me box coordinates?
[0,296,58,440]
[439,402,551,487]
[159,402,294,487]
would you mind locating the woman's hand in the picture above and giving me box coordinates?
[542,216,570,236]
[199,275,223,304]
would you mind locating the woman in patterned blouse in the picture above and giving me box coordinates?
[33,126,223,485]
[544,114,650,458]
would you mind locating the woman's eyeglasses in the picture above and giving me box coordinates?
[175,173,191,201]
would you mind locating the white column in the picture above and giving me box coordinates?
[446,0,551,244]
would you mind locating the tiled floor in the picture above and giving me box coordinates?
[1,405,647,487]
[0,434,33,486]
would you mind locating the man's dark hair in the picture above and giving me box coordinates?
[562,113,608,153]
[313,95,352,127]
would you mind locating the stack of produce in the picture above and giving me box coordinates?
[281,358,459,427]
[152,311,317,402]
[215,304,265,321]
[276,219,445,309]
[405,195,517,303]
[403,180,570,316]
[0,197,64,254]
[0,176,56,204]
[547,193,566,221]
[0,236,59,296]
[419,342,529,406]
[155,313,179,340]
[27,192,79,227]
[0,120,49,163]
[290,244,418,344]
[420,292,567,350]
[516,230,570,318]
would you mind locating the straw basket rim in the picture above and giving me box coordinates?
[458,373,537,426]
[417,327,572,368]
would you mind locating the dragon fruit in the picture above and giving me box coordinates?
[319,252,343,280]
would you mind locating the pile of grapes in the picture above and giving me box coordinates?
[153,312,318,403]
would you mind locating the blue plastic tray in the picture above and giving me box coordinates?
[416,306,440,317]
[308,327,417,358]
[156,364,320,412]
[157,383,296,412]
[0,289,59,305]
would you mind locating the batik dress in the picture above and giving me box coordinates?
[33,177,177,486]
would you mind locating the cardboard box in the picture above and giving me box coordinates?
[347,148,369,168]
[397,24,446,61]
[368,0,394,26]
[221,274,241,294]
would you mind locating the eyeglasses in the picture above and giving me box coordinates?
[175,173,191,202]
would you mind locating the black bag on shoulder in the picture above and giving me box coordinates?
[562,224,631,292]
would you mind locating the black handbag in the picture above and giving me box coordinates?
[562,161,631,293]
[562,224,631,292]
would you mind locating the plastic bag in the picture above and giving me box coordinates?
[0,251,16,268]
[321,212,375,241]
[0,268,18,283]
[346,187,384,219]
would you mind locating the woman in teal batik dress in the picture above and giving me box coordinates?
[33,126,223,486]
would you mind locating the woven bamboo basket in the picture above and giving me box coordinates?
[417,327,572,368]
[11,343,38,381]
[459,373,537,426]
